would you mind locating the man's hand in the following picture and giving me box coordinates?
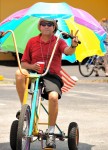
[64,30,80,55]
[21,62,41,72]
[31,63,41,72]
[71,30,79,47]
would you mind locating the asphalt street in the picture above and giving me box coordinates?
[0,64,108,150]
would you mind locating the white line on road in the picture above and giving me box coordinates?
[69,90,108,97]
[0,103,6,106]
[63,93,96,99]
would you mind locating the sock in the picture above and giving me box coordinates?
[48,126,55,134]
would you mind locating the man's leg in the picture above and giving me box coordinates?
[48,91,58,128]
[46,91,58,148]
[15,69,28,104]
[103,54,108,76]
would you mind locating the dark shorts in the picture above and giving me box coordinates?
[41,73,64,100]
[28,70,63,100]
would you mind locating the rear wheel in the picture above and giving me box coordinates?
[68,122,79,150]
[79,57,95,77]
[16,104,31,150]
[10,120,18,150]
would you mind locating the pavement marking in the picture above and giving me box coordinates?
[65,90,108,97]
[72,90,108,97]
[0,103,6,106]
[0,84,15,86]
[63,93,96,99]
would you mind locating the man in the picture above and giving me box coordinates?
[100,18,108,77]
[15,17,79,148]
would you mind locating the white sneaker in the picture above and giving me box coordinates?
[105,73,108,77]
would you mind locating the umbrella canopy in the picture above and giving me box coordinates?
[0,2,106,62]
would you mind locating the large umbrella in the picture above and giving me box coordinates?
[0,2,106,62]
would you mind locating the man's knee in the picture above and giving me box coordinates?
[15,69,28,80]
[16,69,23,80]
[49,92,58,103]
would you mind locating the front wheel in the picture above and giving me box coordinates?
[68,122,79,150]
[10,120,18,150]
[78,57,94,77]
[16,104,31,150]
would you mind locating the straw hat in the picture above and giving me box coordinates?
[38,18,58,33]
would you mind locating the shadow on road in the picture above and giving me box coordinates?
[79,142,94,149]
[0,141,94,150]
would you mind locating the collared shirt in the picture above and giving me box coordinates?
[21,34,68,77]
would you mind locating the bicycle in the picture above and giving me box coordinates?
[78,55,105,77]
[0,30,79,150]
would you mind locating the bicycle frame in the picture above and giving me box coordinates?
[2,30,80,150]
[79,55,105,77]
[2,30,65,139]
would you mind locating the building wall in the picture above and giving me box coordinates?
[0,52,15,61]
[0,0,108,22]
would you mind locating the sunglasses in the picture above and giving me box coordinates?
[40,21,54,27]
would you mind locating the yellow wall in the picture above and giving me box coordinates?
[0,52,15,60]
[0,0,108,22]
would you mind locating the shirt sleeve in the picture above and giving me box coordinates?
[21,39,32,63]
[58,38,68,53]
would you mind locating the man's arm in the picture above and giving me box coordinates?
[21,62,41,72]
[64,30,79,55]
[64,45,77,55]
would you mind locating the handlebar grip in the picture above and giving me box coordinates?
[62,33,81,44]
[0,31,5,38]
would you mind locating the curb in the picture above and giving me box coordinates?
[78,79,108,83]
[0,78,15,85]
[0,78,108,85]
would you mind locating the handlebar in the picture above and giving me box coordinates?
[0,30,24,76]
[0,31,5,38]
[58,29,81,44]
[0,30,81,78]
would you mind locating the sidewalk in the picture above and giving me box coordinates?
[0,65,108,84]
[0,65,17,84]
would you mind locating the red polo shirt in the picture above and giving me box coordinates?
[21,34,68,77]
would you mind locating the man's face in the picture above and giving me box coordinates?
[40,21,55,35]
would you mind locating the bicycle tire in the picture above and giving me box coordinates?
[16,104,31,150]
[10,120,18,150]
[78,57,94,77]
[68,122,79,150]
